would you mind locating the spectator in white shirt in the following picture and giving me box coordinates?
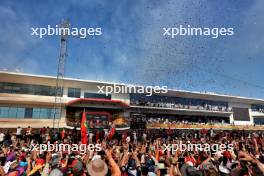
[0,130,4,146]
[16,126,23,141]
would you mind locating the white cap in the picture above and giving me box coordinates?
[92,155,101,161]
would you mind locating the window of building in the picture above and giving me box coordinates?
[68,88,81,98]
[33,108,56,119]
[0,106,59,119]
[8,107,18,119]
[51,109,60,119]
[254,117,264,125]
[24,108,33,118]
[33,108,41,119]
[84,92,111,99]
[0,107,25,118]
[40,108,48,118]
[17,108,25,118]
[0,107,9,118]
[0,82,55,96]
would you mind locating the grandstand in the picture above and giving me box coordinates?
[0,71,264,130]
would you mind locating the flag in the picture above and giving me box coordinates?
[81,110,88,144]
[61,128,65,139]
[108,124,116,139]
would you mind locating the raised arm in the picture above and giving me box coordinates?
[106,149,121,176]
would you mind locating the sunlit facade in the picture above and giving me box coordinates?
[0,71,264,129]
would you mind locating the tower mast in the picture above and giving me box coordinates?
[53,20,69,129]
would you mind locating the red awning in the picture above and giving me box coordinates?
[66,98,129,107]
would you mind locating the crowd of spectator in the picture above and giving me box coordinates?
[131,100,232,113]
[1,126,264,175]
[146,117,229,126]
[129,116,229,129]
[252,107,264,113]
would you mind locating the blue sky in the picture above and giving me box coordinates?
[0,0,263,98]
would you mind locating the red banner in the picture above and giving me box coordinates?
[81,111,88,144]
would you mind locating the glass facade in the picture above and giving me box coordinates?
[32,108,58,119]
[0,106,59,119]
[0,82,55,96]
[68,88,81,98]
[254,117,264,125]
[0,107,24,119]
[24,108,33,118]
[84,92,111,99]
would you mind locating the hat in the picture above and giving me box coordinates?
[87,159,108,176]
[219,164,230,174]
[49,168,63,176]
[51,155,60,167]
[69,159,83,173]
[92,155,102,161]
